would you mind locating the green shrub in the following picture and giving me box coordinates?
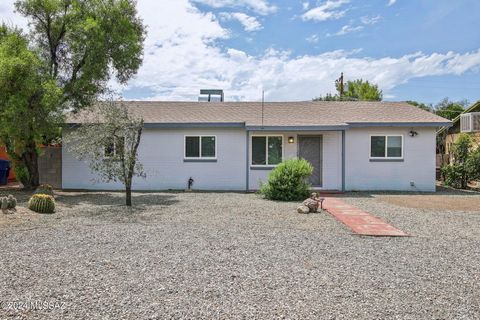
[34,184,54,196]
[466,147,480,182]
[28,194,55,214]
[442,134,480,189]
[441,164,465,189]
[259,158,313,201]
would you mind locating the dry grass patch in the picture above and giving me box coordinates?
[376,195,480,212]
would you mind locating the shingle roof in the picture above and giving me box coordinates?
[67,101,451,128]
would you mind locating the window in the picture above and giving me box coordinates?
[185,136,216,159]
[104,136,125,158]
[370,135,403,159]
[251,136,283,166]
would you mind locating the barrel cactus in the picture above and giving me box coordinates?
[28,194,56,214]
[34,184,54,196]
[1,194,17,213]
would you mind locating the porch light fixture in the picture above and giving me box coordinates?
[288,136,295,143]
[409,130,418,137]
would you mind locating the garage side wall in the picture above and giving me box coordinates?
[62,128,247,190]
[345,127,436,191]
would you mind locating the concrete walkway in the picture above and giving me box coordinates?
[323,197,408,237]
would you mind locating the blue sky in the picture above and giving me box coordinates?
[1,0,480,105]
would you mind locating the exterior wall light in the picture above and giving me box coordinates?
[409,130,418,137]
[288,136,295,143]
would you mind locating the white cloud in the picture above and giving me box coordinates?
[387,0,397,6]
[302,2,310,10]
[117,0,480,102]
[306,34,320,43]
[301,0,349,22]
[191,0,276,15]
[220,12,262,32]
[0,1,28,30]
[327,24,364,37]
[3,0,480,102]
[361,15,382,25]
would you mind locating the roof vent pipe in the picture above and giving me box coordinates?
[199,89,224,102]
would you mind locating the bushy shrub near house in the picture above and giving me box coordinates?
[442,133,480,189]
[259,158,313,201]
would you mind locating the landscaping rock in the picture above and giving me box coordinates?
[297,205,310,214]
[302,198,319,213]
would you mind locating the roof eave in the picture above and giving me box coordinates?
[245,125,349,131]
[348,121,452,128]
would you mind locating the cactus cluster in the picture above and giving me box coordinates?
[28,194,55,214]
[34,184,54,196]
[1,195,17,214]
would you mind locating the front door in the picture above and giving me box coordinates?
[298,136,323,187]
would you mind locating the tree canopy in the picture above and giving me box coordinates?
[15,0,146,111]
[314,78,382,101]
[0,25,63,187]
[0,0,146,188]
[407,98,467,120]
[434,98,467,120]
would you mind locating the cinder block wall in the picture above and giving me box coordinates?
[39,146,62,188]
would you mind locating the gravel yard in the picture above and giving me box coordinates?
[0,189,479,319]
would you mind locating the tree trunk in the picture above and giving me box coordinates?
[125,184,132,206]
[22,144,40,189]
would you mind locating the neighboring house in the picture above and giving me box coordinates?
[64,101,451,192]
[438,100,480,158]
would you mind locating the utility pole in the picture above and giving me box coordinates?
[335,72,344,98]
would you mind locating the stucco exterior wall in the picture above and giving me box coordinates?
[247,131,342,190]
[63,126,437,192]
[344,127,437,192]
[62,128,247,190]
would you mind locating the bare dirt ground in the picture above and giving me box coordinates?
[377,194,480,212]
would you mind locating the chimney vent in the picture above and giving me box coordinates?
[199,89,224,102]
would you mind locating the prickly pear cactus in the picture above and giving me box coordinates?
[28,194,56,214]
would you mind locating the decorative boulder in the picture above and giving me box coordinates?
[302,198,319,213]
[297,205,310,214]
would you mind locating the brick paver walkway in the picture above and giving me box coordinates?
[323,197,408,237]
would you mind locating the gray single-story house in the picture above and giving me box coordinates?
[63,101,451,192]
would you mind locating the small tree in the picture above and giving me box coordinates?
[65,101,145,206]
[442,134,471,189]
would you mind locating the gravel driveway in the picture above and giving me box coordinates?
[0,190,479,319]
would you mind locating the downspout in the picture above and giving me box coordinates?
[342,130,346,192]
[246,130,250,192]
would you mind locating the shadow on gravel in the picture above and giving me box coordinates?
[56,192,180,208]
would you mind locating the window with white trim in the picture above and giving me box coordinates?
[251,136,283,166]
[370,135,403,159]
[104,136,125,158]
[185,136,216,159]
